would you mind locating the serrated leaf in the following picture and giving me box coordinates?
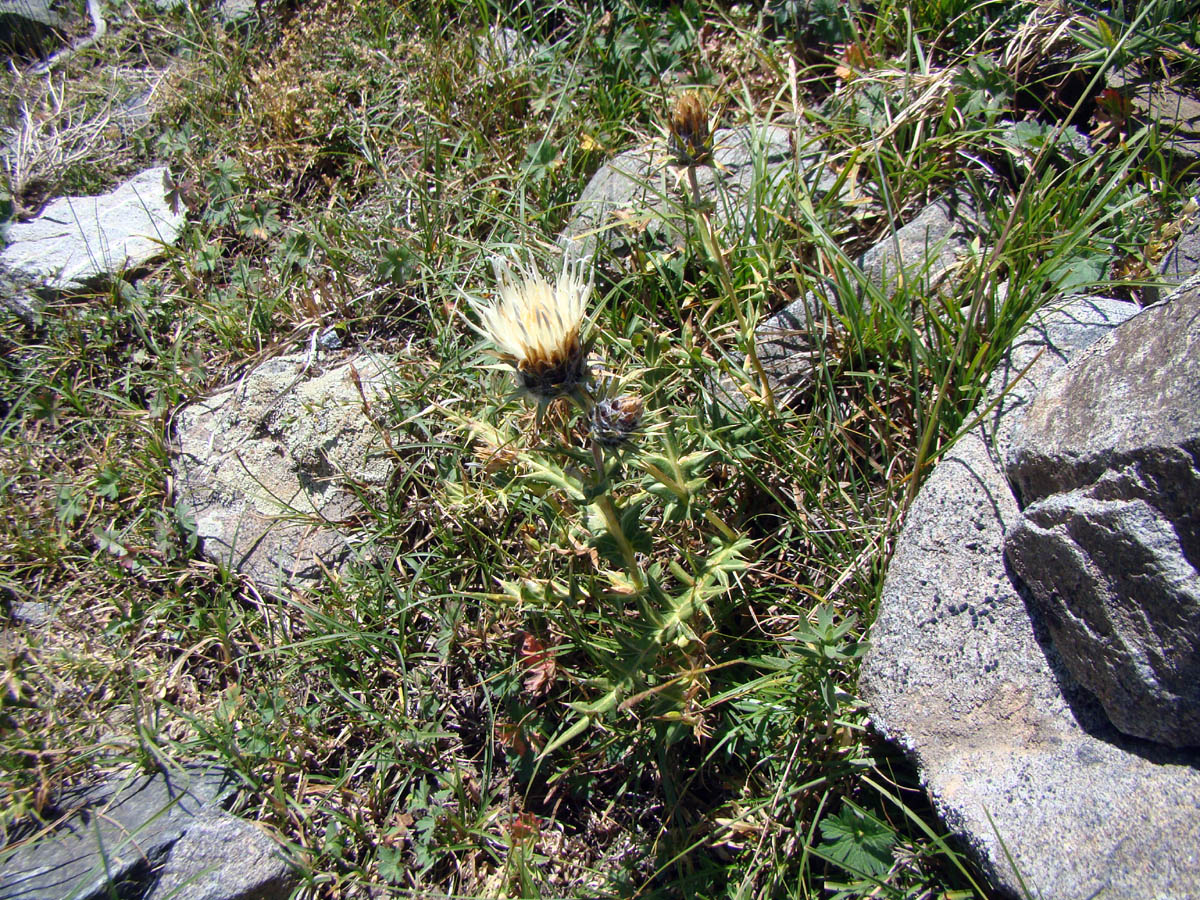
[818,802,896,878]
[1048,252,1107,293]
[93,527,128,557]
[56,486,86,526]
[523,137,559,181]
[522,458,586,500]
[95,466,121,501]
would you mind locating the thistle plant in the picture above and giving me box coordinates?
[467,252,750,756]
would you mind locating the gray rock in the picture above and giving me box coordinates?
[172,352,395,593]
[1108,67,1200,161]
[218,0,256,26]
[737,285,833,408]
[8,600,52,626]
[862,294,1200,899]
[1004,288,1200,747]
[0,167,184,292]
[559,124,836,267]
[0,0,63,29]
[316,326,342,350]
[117,89,155,134]
[0,767,235,900]
[476,26,533,78]
[0,262,41,325]
[1146,220,1200,305]
[146,811,297,900]
[0,0,66,52]
[854,190,978,297]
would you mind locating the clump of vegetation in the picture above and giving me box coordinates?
[1,0,1195,897]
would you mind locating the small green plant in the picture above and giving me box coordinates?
[768,0,858,48]
[818,800,897,880]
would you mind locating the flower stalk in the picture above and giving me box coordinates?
[591,440,644,591]
[667,92,777,414]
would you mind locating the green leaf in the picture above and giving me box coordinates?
[540,708,597,757]
[1048,252,1108,293]
[93,527,129,559]
[0,186,13,239]
[642,440,713,522]
[523,137,559,181]
[236,200,283,241]
[652,536,749,646]
[55,485,86,526]
[818,802,896,878]
[521,458,586,501]
[95,466,121,501]
[499,577,574,609]
[174,502,198,553]
[820,676,837,712]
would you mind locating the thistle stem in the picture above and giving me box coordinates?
[686,163,704,210]
[642,461,689,502]
[591,442,643,591]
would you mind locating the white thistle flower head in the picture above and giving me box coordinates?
[475,256,592,401]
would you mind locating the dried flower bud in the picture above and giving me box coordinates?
[591,394,644,447]
[668,91,712,166]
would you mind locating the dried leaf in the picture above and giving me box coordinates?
[836,43,870,82]
[520,633,557,697]
[496,720,530,756]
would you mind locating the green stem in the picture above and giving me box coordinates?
[688,173,777,415]
[704,508,738,543]
[591,442,643,591]
[686,163,704,210]
[642,461,689,502]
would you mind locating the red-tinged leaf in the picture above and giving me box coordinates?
[520,633,557,697]
[508,812,540,844]
[1094,88,1133,131]
[495,721,530,756]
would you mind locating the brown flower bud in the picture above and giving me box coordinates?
[668,91,712,166]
